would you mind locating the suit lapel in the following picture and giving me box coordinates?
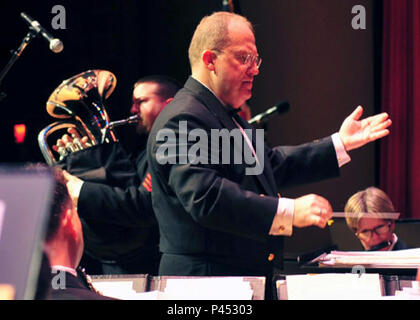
[184,77,277,196]
[184,77,237,131]
[232,113,277,196]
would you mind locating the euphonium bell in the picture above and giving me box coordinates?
[38,69,138,165]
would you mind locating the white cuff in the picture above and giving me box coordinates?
[332,132,351,167]
[269,198,294,236]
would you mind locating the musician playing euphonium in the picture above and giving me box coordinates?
[54,75,181,275]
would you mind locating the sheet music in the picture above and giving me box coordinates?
[92,280,168,300]
[92,277,255,300]
[92,280,136,300]
[318,248,420,268]
[163,277,254,300]
[394,281,420,299]
[282,273,383,300]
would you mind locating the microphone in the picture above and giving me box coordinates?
[248,101,290,125]
[222,0,230,11]
[20,12,63,53]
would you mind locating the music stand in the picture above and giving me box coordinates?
[0,165,54,299]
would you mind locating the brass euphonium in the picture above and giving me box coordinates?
[38,69,139,165]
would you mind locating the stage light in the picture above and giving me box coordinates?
[14,124,26,144]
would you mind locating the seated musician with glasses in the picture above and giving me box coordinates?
[344,187,407,251]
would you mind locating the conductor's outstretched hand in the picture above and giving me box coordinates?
[339,105,391,151]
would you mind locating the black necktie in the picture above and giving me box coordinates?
[225,105,261,167]
[226,105,242,117]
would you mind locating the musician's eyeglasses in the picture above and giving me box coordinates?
[355,222,392,240]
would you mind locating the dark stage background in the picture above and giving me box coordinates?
[0,0,384,214]
[0,0,226,162]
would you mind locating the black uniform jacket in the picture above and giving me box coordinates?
[47,271,117,300]
[60,141,159,269]
[147,77,340,276]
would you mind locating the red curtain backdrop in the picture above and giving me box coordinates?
[381,0,420,219]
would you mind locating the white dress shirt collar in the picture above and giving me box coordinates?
[51,265,78,277]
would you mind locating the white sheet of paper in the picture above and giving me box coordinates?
[92,280,151,300]
[284,273,383,300]
[163,277,253,300]
[320,248,420,268]
[92,279,167,300]
[92,277,255,300]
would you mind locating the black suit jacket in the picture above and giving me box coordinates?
[393,239,408,251]
[46,271,117,300]
[60,141,159,273]
[147,77,340,276]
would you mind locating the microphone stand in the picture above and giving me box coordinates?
[251,119,271,147]
[261,122,271,147]
[0,29,39,102]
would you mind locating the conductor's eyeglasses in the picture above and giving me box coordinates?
[214,49,262,69]
[234,52,262,69]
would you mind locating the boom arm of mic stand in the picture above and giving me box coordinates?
[0,30,38,101]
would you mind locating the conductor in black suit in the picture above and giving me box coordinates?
[147,12,392,278]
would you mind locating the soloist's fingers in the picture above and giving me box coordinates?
[80,136,91,148]
[61,134,74,144]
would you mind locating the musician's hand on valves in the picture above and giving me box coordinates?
[339,105,392,151]
[293,194,333,229]
[67,127,92,149]
[52,128,91,160]
[63,170,84,208]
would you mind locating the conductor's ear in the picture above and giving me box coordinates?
[202,50,217,71]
